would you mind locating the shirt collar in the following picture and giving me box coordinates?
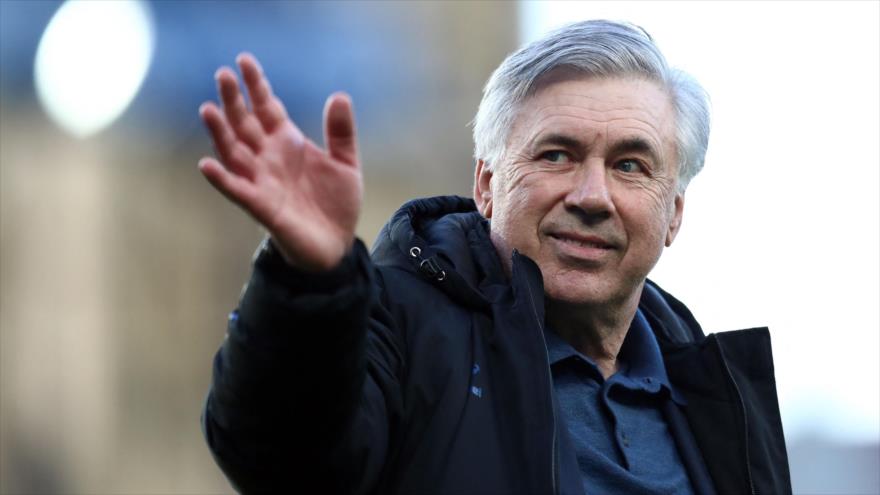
[545,325,581,366]
[544,309,685,404]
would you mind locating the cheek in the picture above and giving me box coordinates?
[491,170,558,246]
[619,186,676,244]
[634,181,672,216]
[494,167,546,217]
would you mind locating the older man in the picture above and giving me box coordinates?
[199,20,790,494]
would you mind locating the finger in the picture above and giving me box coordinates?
[199,102,257,178]
[237,53,289,132]
[216,67,265,151]
[198,157,258,209]
[323,92,359,167]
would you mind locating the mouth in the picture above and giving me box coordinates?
[548,232,615,250]
[547,231,616,261]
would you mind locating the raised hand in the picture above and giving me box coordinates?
[198,53,363,271]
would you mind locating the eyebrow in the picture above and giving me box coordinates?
[609,137,662,166]
[530,133,584,151]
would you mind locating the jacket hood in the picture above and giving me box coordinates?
[370,195,706,343]
[371,195,496,310]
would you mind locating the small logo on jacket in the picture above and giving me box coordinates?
[470,363,482,397]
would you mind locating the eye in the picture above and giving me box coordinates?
[614,159,644,174]
[539,150,572,164]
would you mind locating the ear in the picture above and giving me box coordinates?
[473,159,494,218]
[665,192,685,247]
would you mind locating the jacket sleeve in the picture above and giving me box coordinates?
[201,238,404,494]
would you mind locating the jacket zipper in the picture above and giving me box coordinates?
[717,339,756,495]
[523,273,559,495]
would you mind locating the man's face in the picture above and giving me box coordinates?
[474,75,684,308]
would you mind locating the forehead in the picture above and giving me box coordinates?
[509,75,676,152]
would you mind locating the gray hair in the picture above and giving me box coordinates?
[472,20,710,191]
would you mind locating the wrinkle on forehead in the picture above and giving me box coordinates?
[535,93,670,122]
[523,106,667,136]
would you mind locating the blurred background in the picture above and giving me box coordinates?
[0,1,877,493]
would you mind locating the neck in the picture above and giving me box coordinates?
[545,286,643,379]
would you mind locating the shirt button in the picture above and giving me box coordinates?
[621,433,630,447]
[643,377,653,384]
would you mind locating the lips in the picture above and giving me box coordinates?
[548,232,615,250]
[546,230,618,263]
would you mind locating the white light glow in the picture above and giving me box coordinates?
[519,1,880,443]
[34,0,155,138]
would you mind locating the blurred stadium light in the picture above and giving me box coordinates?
[35,0,155,138]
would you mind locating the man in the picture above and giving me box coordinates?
[199,20,790,494]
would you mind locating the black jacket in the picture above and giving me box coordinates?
[203,196,791,494]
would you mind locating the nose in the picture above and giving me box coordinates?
[563,160,614,223]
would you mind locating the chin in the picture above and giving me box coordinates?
[543,277,611,307]
[542,267,646,309]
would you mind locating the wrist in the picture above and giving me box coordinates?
[262,235,350,273]
[253,236,361,289]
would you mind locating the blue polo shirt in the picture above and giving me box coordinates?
[546,309,695,494]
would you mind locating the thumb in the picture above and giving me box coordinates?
[323,92,358,167]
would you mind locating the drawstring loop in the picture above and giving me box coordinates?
[409,246,446,282]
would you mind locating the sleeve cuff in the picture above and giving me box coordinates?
[234,237,375,334]
[252,236,369,294]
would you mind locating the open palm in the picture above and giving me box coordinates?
[198,53,362,271]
